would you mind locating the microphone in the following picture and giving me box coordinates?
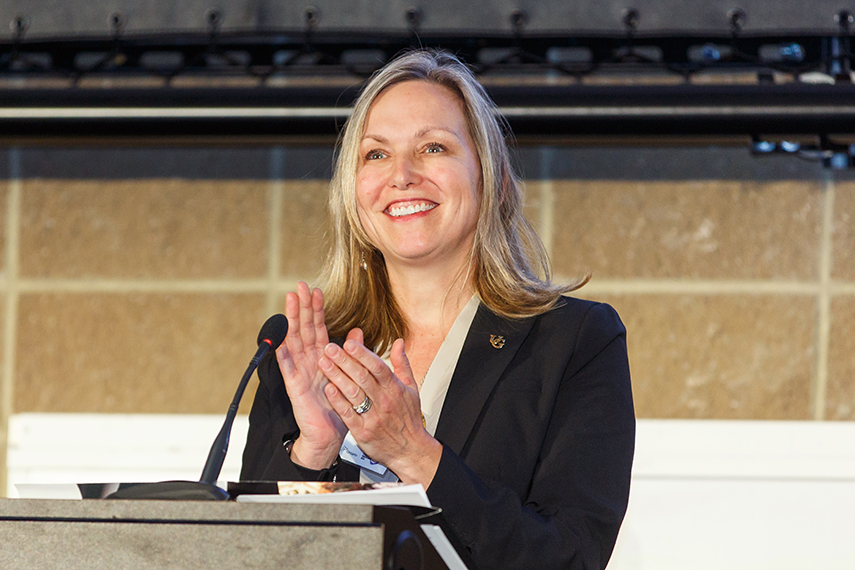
[106,314,288,500]
[200,313,288,484]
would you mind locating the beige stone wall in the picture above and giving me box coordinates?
[1,145,853,494]
[545,179,826,420]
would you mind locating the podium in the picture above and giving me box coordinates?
[0,498,452,569]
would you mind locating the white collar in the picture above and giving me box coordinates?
[344,294,481,483]
[419,294,480,436]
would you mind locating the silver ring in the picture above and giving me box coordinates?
[352,396,372,414]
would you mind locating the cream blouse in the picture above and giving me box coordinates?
[340,295,480,483]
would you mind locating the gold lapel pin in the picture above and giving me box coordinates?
[490,335,506,349]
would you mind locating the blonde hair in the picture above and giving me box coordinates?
[319,49,587,353]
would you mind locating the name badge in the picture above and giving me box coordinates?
[339,432,388,475]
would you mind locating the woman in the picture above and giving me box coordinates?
[241,50,635,570]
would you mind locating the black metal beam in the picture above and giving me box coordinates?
[0,30,848,78]
[2,83,855,145]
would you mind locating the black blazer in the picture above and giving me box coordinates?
[241,297,635,570]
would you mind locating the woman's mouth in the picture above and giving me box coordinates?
[386,202,437,217]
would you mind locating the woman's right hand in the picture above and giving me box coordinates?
[276,281,354,469]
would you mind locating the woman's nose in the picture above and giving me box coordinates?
[390,155,421,189]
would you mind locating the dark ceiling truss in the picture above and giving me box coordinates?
[1,28,853,82]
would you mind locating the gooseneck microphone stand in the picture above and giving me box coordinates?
[106,314,288,500]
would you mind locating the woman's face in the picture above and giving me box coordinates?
[355,80,482,271]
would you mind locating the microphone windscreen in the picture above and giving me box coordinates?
[257,314,288,347]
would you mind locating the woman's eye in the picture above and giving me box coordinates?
[366,150,386,160]
[425,143,446,154]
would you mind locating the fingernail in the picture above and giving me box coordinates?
[344,340,357,353]
[319,356,332,370]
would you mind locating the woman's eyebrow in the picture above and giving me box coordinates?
[415,126,457,139]
[361,133,389,145]
[361,126,459,145]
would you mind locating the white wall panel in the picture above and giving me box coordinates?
[7,413,249,495]
[7,415,855,568]
[610,420,855,570]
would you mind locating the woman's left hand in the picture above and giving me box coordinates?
[318,335,443,488]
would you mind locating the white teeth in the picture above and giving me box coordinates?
[388,203,436,217]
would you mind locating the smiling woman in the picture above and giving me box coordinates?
[240,49,635,570]
[355,81,482,308]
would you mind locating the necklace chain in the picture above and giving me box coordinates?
[417,358,433,391]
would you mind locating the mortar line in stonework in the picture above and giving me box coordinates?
[2,147,23,497]
[538,147,555,261]
[1,277,852,295]
[266,148,285,318]
[575,279,827,295]
[13,279,272,292]
[814,174,835,421]
[539,181,555,260]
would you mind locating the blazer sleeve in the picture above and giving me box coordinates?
[240,350,357,482]
[425,303,635,570]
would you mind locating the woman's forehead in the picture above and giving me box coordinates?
[364,80,466,128]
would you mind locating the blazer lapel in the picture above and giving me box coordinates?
[434,304,536,456]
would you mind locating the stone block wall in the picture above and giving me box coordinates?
[1,144,852,493]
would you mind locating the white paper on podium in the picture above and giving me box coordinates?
[235,482,431,508]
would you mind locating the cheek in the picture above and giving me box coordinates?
[356,171,383,207]
[354,191,381,241]
[470,168,484,221]
[461,173,482,218]
[355,199,375,233]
